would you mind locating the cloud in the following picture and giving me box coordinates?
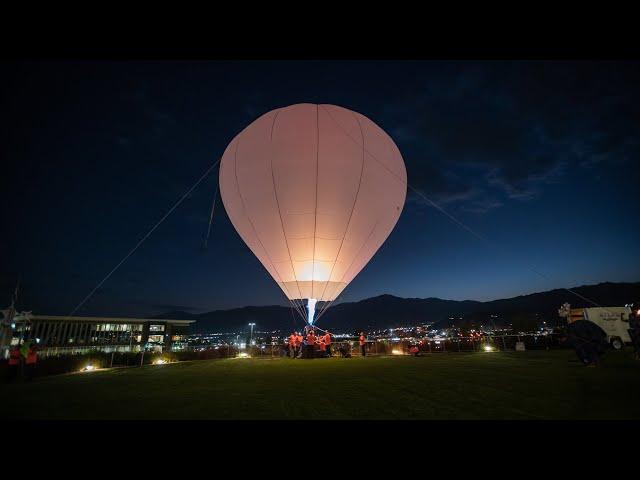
[461,197,504,215]
[382,62,640,215]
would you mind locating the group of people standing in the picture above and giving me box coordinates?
[287,327,332,358]
[6,340,38,382]
[285,329,369,358]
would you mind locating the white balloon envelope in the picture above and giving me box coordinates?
[219,103,406,323]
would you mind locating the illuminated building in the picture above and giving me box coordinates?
[1,314,194,357]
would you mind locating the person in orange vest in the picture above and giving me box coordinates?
[324,331,332,357]
[318,336,327,357]
[25,343,38,381]
[7,345,21,382]
[294,332,302,358]
[295,331,303,358]
[305,329,316,359]
[359,332,366,357]
[288,331,297,358]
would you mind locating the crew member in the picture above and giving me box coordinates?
[306,329,316,359]
[288,332,297,358]
[7,345,21,382]
[25,343,38,381]
[318,336,327,357]
[296,331,303,358]
[359,332,366,357]
[324,331,332,357]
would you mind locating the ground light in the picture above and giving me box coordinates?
[81,364,95,372]
[237,352,250,358]
[391,348,404,355]
[483,344,494,352]
[153,358,167,365]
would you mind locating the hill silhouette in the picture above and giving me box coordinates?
[151,281,640,333]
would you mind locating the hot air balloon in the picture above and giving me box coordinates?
[219,103,406,325]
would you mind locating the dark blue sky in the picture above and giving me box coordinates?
[1,61,639,316]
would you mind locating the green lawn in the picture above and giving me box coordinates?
[2,350,639,420]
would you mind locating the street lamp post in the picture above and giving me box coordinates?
[248,323,255,350]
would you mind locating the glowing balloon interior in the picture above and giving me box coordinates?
[219,103,406,323]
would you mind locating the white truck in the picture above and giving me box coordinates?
[559,303,632,350]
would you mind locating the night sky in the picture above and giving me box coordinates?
[1,60,639,317]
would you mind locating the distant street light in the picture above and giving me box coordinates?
[249,323,256,347]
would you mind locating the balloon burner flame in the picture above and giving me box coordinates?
[307,298,317,325]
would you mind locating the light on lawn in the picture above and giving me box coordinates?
[392,349,404,355]
[154,359,167,365]
[238,352,250,358]
[483,345,494,352]
[82,365,95,372]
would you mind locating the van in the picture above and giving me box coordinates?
[580,307,631,350]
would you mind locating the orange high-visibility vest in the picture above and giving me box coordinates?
[319,341,326,351]
[296,335,303,346]
[359,335,365,346]
[307,334,316,345]
[324,333,331,345]
[288,334,296,346]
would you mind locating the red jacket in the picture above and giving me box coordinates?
[324,333,331,345]
[359,335,366,346]
[26,348,38,365]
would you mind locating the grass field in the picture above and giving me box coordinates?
[2,350,639,420]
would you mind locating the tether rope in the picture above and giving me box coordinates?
[69,107,610,323]
[319,104,607,318]
[202,173,219,250]
[68,160,222,318]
